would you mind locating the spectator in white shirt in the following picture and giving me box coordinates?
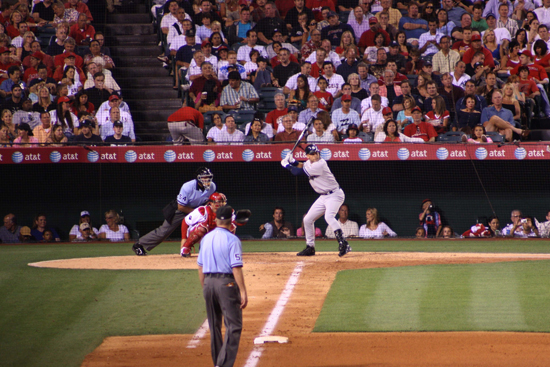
[99,210,130,242]
[358,207,397,239]
[326,204,359,238]
[237,29,268,63]
[361,94,385,132]
[214,114,245,144]
[306,117,335,142]
[331,94,361,134]
[321,62,345,97]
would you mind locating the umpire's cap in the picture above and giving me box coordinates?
[305,144,319,155]
[217,205,233,220]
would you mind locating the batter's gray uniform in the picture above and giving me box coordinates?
[302,159,345,248]
[198,226,244,367]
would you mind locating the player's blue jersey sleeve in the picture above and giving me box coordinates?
[287,165,305,176]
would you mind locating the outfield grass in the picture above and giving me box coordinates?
[1,239,550,367]
[315,261,550,332]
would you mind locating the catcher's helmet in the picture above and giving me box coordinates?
[305,144,319,155]
[209,192,227,203]
[196,167,213,189]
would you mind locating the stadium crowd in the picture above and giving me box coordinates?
[158,0,550,144]
[257,205,550,240]
[0,0,135,147]
[0,210,131,243]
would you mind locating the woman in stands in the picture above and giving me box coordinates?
[465,124,493,143]
[6,10,23,39]
[342,124,363,143]
[421,1,437,23]
[210,21,228,44]
[50,96,79,137]
[413,72,431,98]
[244,117,270,143]
[33,85,56,113]
[515,29,529,52]
[502,82,521,122]
[396,31,410,58]
[396,95,416,130]
[456,94,481,133]
[483,29,501,63]
[206,113,225,143]
[500,40,521,72]
[71,91,95,115]
[359,208,397,239]
[425,95,449,133]
[0,123,12,147]
[374,118,425,142]
[348,73,368,100]
[99,210,131,242]
[13,123,39,147]
[533,39,550,67]
[62,66,83,97]
[31,214,61,242]
[364,33,388,64]
[289,75,311,110]
[336,31,357,59]
[45,124,68,146]
[17,31,35,62]
[527,17,540,45]
[1,109,16,140]
[209,32,228,57]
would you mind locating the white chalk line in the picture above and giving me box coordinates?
[243,261,305,367]
[186,319,209,349]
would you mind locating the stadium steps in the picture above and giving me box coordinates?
[104,9,180,142]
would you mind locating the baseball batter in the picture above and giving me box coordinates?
[281,144,351,256]
[180,192,233,257]
[132,167,216,256]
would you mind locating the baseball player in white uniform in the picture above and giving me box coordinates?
[281,144,351,257]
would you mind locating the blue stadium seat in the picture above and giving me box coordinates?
[486,131,504,142]
[437,131,466,142]
[358,132,374,142]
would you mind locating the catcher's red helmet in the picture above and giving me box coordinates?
[209,192,227,203]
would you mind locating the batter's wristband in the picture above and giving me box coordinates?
[290,160,299,167]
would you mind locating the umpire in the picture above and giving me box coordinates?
[198,205,248,367]
[132,167,216,256]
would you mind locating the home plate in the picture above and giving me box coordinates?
[254,336,289,344]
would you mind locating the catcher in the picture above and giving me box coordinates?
[180,192,251,257]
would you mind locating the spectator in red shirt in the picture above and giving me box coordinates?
[358,17,390,54]
[69,13,95,46]
[306,0,335,22]
[266,92,288,130]
[403,106,438,141]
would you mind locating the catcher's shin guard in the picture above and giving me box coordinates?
[181,226,207,252]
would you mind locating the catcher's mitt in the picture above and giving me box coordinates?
[235,209,251,225]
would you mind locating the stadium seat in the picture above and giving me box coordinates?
[230,110,256,124]
[359,132,374,142]
[339,11,350,23]
[437,131,466,142]
[259,86,281,99]
[486,131,504,142]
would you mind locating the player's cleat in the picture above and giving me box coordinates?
[181,247,192,258]
[297,246,315,256]
[335,229,351,257]
[132,243,147,256]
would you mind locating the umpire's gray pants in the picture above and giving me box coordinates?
[138,211,186,252]
[167,121,205,145]
[203,274,242,367]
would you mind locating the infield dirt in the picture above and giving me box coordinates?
[31,252,550,367]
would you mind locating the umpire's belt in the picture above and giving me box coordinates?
[205,273,234,278]
[322,187,340,195]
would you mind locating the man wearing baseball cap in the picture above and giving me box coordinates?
[104,120,132,144]
[331,94,361,135]
[358,17,390,51]
[403,106,438,142]
[0,47,18,84]
[462,33,496,68]
[321,11,354,48]
[220,70,259,111]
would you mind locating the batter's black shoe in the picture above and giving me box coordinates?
[132,243,147,256]
[335,229,351,257]
[297,246,315,256]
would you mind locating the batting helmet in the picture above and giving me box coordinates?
[305,144,319,155]
[196,167,213,189]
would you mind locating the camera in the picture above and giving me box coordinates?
[428,204,434,210]
[520,218,527,224]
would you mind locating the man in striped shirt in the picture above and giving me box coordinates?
[220,71,259,111]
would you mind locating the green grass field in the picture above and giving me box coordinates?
[1,239,550,367]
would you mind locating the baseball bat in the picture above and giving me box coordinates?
[288,117,315,156]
